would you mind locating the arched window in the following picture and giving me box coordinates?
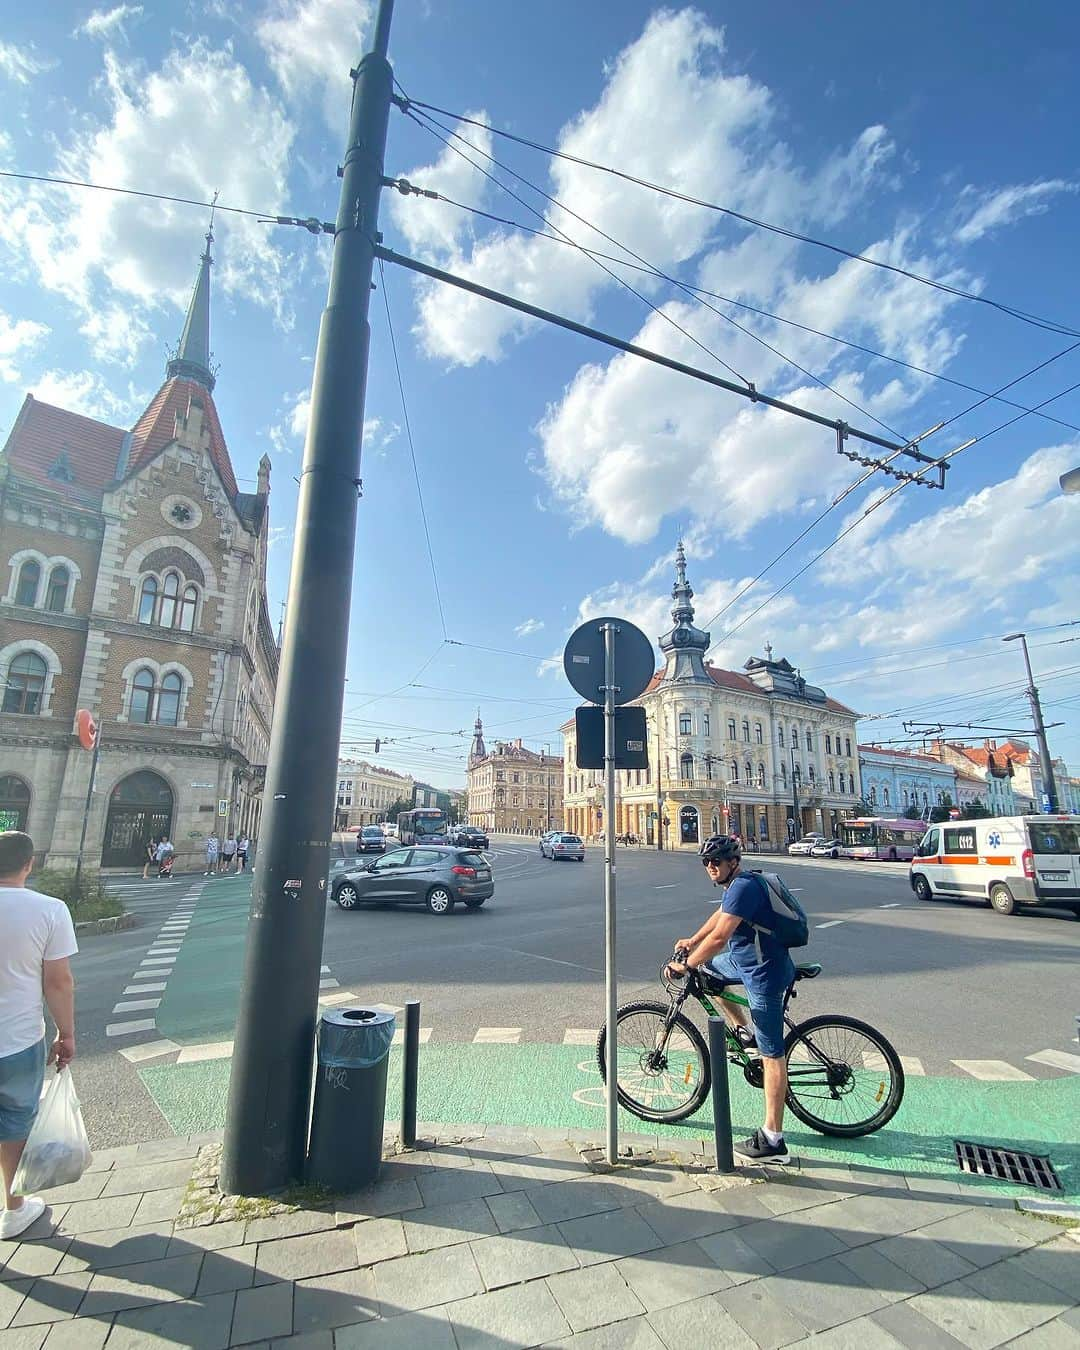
[829,770,836,791]
[791,727,799,750]
[45,566,70,613]
[757,762,766,789]
[744,759,752,786]
[838,771,845,793]
[130,669,155,724]
[2,652,47,715]
[883,787,890,806]
[138,576,158,624]
[781,762,787,788]
[15,560,40,607]
[808,765,815,785]
[778,726,784,748]
[680,753,693,781]
[806,729,813,751]
[177,585,198,633]
[741,719,750,742]
[870,786,878,805]
[158,572,180,628]
[0,774,31,830]
[731,760,740,784]
[755,722,763,744]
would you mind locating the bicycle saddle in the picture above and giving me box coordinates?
[794,962,822,980]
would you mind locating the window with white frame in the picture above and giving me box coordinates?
[755,722,763,744]
[727,717,736,739]
[778,726,785,748]
[791,726,799,749]
[679,712,691,735]
[742,718,750,741]
[14,560,41,607]
[757,762,766,789]
[703,713,710,737]
[138,570,199,632]
[2,651,47,715]
[125,666,187,727]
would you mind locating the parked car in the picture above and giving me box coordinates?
[454,826,490,850]
[809,838,842,858]
[542,833,585,861]
[787,834,826,856]
[355,825,387,855]
[331,846,493,915]
[382,823,399,840]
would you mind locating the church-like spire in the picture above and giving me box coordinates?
[469,710,487,765]
[167,215,216,392]
[658,540,711,683]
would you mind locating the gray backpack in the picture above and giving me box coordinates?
[745,870,810,957]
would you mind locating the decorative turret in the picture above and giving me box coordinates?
[469,710,487,765]
[166,224,216,392]
[658,541,711,683]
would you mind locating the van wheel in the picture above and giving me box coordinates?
[989,883,1017,916]
[912,875,932,902]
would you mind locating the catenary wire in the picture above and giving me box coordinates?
[377,256,448,639]
[394,92,1080,340]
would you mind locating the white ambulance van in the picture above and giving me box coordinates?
[909,815,1080,917]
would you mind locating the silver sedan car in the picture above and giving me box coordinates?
[542,833,585,862]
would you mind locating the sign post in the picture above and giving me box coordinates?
[74,709,100,891]
[564,616,655,1166]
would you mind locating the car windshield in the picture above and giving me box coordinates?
[561,835,582,844]
[362,828,382,837]
[414,816,445,836]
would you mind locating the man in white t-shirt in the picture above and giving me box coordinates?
[0,832,78,1239]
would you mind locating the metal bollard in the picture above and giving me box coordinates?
[402,1000,420,1148]
[708,1018,735,1174]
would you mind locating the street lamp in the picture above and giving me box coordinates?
[1003,632,1059,811]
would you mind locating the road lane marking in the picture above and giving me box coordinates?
[148,945,181,955]
[1026,1049,1080,1074]
[392,1027,431,1046]
[564,1029,599,1045]
[815,921,843,929]
[901,1057,926,1076]
[119,1040,180,1064]
[953,1060,1034,1081]
[130,968,167,979]
[319,978,340,990]
[655,884,678,889]
[319,992,358,1007]
[176,1041,234,1064]
[112,998,162,1013]
[880,903,901,908]
[473,1028,522,1044]
[107,1019,157,1037]
[124,983,166,995]
[140,957,176,967]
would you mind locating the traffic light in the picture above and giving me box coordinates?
[374,738,380,753]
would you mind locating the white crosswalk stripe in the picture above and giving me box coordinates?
[953,1059,1035,1081]
[392,1027,431,1046]
[1026,1049,1080,1074]
[473,1028,522,1044]
[119,1040,180,1064]
[112,998,161,1013]
[563,1029,599,1046]
[107,1019,157,1037]
[176,1042,234,1064]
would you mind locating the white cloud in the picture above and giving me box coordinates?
[75,5,143,40]
[27,368,142,423]
[0,41,52,84]
[268,390,397,457]
[0,310,49,382]
[389,115,494,257]
[0,42,296,336]
[954,180,1076,244]
[256,0,372,133]
[515,618,545,638]
[79,303,151,366]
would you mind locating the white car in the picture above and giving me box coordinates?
[809,838,842,858]
[787,835,825,856]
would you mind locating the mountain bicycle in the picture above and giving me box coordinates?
[596,952,904,1137]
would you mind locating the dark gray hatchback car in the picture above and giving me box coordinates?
[331,845,494,915]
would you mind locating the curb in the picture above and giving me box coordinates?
[75,911,138,936]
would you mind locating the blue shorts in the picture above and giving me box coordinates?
[0,1039,46,1142]
[706,954,788,1058]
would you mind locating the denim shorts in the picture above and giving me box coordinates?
[706,953,788,1058]
[0,1039,46,1141]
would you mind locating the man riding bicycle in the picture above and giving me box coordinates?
[666,834,794,1163]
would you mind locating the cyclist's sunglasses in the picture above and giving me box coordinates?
[701,855,735,868]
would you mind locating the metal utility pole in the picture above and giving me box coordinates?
[221,0,395,1195]
[1004,633,1059,812]
[602,623,619,1165]
[790,747,800,839]
[654,717,663,851]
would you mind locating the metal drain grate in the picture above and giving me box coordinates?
[954,1140,1062,1192]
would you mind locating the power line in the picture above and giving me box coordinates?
[377,256,447,639]
[402,103,910,443]
[394,94,1080,340]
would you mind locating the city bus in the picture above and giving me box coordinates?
[840,816,926,862]
[396,806,449,846]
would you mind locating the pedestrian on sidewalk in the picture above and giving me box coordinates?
[141,836,156,880]
[665,833,795,1164]
[155,836,174,879]
[204,832,220,876]
[0,831,78,1240]
[235,835,249,872]
[221,835,236,872]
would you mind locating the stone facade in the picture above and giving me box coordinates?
[560,546,862,849]
[0,232,277,872]
[466,720,564,835]
[335,759,414,828]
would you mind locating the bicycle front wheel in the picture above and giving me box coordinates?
[596,1001,711,1124]
[784,1014,905,1137]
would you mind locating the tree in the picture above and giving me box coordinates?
[383,797,412,821]
[961,798,991,820]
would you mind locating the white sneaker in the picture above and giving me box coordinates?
[1,1196,46,1239]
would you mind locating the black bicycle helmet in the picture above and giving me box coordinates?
[699,834,742,864]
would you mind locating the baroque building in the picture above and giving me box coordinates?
[561,544,862,848]
[466,714,564,834]
[334,759,413,829]
[0,228,278,871]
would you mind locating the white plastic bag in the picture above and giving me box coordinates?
[13,1067,92,1195]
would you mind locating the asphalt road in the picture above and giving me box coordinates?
[65,840,1080,1147]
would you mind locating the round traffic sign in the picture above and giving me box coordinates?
[76,708,98,751]
[563,616,656,706]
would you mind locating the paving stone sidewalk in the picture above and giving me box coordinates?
[1,1124,1077,1349]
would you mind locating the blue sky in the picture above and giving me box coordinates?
[2,1,1079,789]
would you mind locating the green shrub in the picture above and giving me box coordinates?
[31,868,124,921]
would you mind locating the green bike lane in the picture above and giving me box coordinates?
[139,872,1079,1200]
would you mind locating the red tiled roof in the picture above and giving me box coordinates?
[996,740,1034,765]
[642,663,857,717]
[2,394,125,507]
[127,377,237,497]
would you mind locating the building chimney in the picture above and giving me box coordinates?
[983,737,996,751]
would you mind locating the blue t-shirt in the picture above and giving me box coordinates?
[721,873,796,996]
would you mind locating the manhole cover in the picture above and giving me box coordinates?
[954,1140,1062,1192]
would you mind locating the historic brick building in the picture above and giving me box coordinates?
[561,545,862,848]
[0,227,278,871]
[466,715,564,835]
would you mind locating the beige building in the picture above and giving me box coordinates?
[0,229,277,871]
[561,545,861,848]
[466,715,564,834]
[335,759,413,829]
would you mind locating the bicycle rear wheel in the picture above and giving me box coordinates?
[783,1014,904,1137]
[597,1001,711,1124]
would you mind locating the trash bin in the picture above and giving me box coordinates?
[307,1007,395,1191]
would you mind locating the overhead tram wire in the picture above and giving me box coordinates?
[393,93,1080,340]
[416,192,1080,438]
[377,256,448,640]
[400,103,911,443]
